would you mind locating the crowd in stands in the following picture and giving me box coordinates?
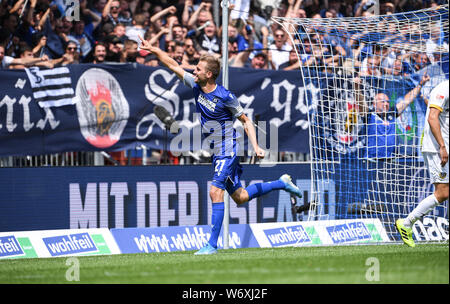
[0,0,447,72]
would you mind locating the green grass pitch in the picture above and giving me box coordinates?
[0,243,448,284]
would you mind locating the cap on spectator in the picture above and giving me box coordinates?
[138,50,150,57]
[145,54,158,63]
[254,51,267,60]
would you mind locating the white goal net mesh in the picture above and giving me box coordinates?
[273,4,449,242]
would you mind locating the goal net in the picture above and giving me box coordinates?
[272,4,449,243]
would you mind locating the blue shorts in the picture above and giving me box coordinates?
[211,154,243,195]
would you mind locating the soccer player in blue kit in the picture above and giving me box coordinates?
[139,35,302,255]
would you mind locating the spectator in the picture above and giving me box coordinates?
[119,0,133,20]
[279,49,301,70]
[171,41,185,65]
[228,39,252,68]
[102,0,132,28]
[359,44,387,76]
[145,27,170,50]
[285,0,304,19]
[112,23,128,42]
[241,23,268,68]
[104,34,123,62]
[181,37,199,69]
[321,29,350,69]
[296,37,323,68]
[166,39,176,56]
[0,43,48,69]
[41,16,69,59]
[79,0,102,30]
[97,22,115,42]
[269,28,292,70]
[195,21,221,56]
[164,14,182,46]
[385,55,409,77]
[92,41,107,64]
[150,5,177,33]
[359,53,382,77]
[125,13,147,45]
[165,12,181,33]
[60,17,74,39]
[411,52,430,72]
[426,21,449,64]
[246,51,268,69]
[354,0,377,17]
[144,53,159,67]
[170,24,186,43]
[380,2,396,14]
[31,32,47,57]
[61,40,80,65]
[323,0,345,17]
[67,20,94,60]
[187,1,213,30]
[228,23,248,52]
[182,0,194,27]
[1,12,19,44]
[91,0,108,19]
[301,0,320,17]
[149,5,179,51]
[120,38,138,62]
[20,0,47,46]
[354,73,431,159]
[227,39,240,66]
[9,44,52,69]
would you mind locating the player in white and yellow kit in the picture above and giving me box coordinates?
[396,79,449,247]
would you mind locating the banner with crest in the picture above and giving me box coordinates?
[0,63,438,158]
[0,64,315,157]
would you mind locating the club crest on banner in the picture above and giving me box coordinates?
[75,68,129,148]
[324,81,367,155]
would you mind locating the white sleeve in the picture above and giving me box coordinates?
[429,80,449,111]
[2,56,14,68]
[183,72,196,89]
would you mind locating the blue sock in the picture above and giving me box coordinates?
[245,180,285,201]
[208,202,224,249]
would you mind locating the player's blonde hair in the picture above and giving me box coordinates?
[199,54,221,80]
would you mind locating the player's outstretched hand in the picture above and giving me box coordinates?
[254,147,265,159]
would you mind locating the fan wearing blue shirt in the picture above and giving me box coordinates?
[138,34,303,255]
[354,73,431,159]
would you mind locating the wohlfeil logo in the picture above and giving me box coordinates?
[263,225,311,247]
[43,233,98,257]
[327,222,372,244]
[0,236,24,258]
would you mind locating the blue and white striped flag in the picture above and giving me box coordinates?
[25,66,75,108]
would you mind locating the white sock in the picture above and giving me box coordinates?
[403,194,440,228]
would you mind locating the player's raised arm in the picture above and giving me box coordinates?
[138,34,186,80]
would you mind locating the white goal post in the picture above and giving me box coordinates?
[272,4,449,243]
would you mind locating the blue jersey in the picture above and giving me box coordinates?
[183,72,244,156]
[366,111,397,159]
